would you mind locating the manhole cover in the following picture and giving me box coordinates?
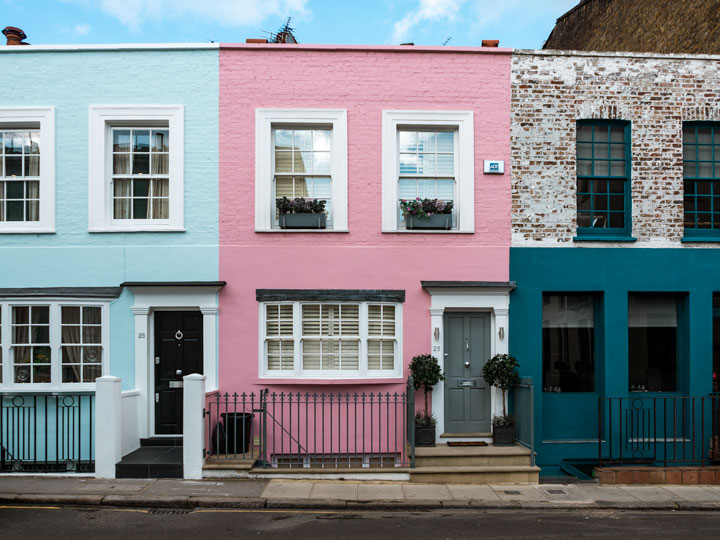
[546,489,566,495]
[503,490,521,495]
[148,509,191,515]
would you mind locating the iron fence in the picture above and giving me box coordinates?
[511,377,535,467]
[598,394,720,467]
[205,378,416,469]
[0,392,95,473]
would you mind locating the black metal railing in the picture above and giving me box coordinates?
[511,377,535,467]
[598,394,720,467]
[205,378,416,469]
[0,393,95,473]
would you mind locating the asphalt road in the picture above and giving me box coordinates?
[2,506,720,539]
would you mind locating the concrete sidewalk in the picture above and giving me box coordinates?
[3,476,720,511]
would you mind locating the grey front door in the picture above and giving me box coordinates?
[443,312,491,433]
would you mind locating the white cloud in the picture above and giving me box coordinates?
[73,23,91,36]
[63,0,310,30]
[392,0,465,43]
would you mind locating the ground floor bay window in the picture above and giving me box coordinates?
[257,290,404,379]
[628,294,679,392]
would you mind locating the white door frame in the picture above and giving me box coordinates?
[422,282,513,442]
[127,284,222,438]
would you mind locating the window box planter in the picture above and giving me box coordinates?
[406,214,452,230]
[279,213,327,229]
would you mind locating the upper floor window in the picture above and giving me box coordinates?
[0,107,55,234]
[88,106,184,232]
[382,111,474,233]
[0,301,108,388]
[255,109,348,232]
[683,123,720,238]
[576,120,631,238]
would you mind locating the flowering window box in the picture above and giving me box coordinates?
[405,214,452,230]
[279,213,327,229]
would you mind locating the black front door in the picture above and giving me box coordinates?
[443,312,491,433]
[154,311,203,435]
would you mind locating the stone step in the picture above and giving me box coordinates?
[409,465,541,485]
[203,457,255,471]
[140,437,183,447]
[115,446,183,479]
[415,443,533,467]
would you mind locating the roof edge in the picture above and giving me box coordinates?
[220,43,512,54]
[515,48,720,62]
[0,43,219,53]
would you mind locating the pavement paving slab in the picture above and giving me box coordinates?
[142,479,266,497]
[309,482,358,500]
[446,484,500,501]
[402,484,452,500]
[576,484,641,502]
[661,485,720,501]
[620,486,679,502]
[492,485,546,502]
[536,484,593,503]
[261,481,313,499]
[357,483,404,501]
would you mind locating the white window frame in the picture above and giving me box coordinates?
[258,301,403,379]
[255,109,348,232]
[88,105,184,232]
[0,107,55,234]
[382,110,474,233]
[0,300,110,391]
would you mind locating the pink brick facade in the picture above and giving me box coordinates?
[218,45,512,434]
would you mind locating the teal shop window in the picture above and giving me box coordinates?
[576,121,631,238]
[628,294,678,392]
[542,294,596,393]
[683,123,720,239]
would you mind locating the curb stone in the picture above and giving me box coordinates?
[101,495,190,508]
[0,494,19,503]
[266,498,346,510]
[347,500,440,510]
[189,496,267,509]
[440,500,471,508]
[16,494,103,506]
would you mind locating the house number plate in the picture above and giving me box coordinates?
[169,381,184,388]
[457,380,476,387]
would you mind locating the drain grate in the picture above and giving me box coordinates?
[546,489,567,495]
[503,490,521,495]
[148,509,191,515]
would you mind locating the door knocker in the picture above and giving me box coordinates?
[175,330,184,340]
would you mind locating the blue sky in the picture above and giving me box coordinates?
[4,0,579,48]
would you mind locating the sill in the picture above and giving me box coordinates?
[257,377,404,385]
[0,227,55,234]
[256,228,349,233]
[382,229,473,234]
[89,226,186,233]
[681,237,720,243]
[573,236,637,242]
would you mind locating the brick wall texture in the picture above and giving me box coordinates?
[511,50,720,246]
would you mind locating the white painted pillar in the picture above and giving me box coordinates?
[429,307,445,440]
[493,307,510,420]
[95,376,122,479]
[132,307,150,438]
[183,373,206,480]
[200,307,218,392]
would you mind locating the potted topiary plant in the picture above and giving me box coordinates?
[276,197,327,229]
[400,198,453,230]
[481,353,520,446]
[408,354,444,447]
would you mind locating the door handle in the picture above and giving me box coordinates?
[464,361,470,368]
[465,339,469,351]
[176,369,183,376]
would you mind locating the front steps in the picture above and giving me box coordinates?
[116,437,183,479]
[410,443,540,484]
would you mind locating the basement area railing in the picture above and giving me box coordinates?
[511,377,535,467]
[1,392,95,473]
[205,377,416,469]
[598,394,720,467]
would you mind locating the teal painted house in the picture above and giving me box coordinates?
[510,49,720,476]
[0,41,221,473]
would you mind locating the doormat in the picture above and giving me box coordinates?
[446,441,488,447]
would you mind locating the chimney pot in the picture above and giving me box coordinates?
[3,26,27,46]
[246,38,268,43]
[481,39,499,47]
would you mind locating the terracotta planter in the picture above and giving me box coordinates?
[415,425,436,447]
[279,213,327,229]
[492,425,516,446]
[406,214,451,230]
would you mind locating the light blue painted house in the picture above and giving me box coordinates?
[510,49,720,477]
[0,31,221,477]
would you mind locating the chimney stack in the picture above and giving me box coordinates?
[3,27,28,46]
[481,39,499,47]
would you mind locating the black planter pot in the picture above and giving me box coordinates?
[415,425,436,447]
[406,214,451,230]
[492,425,516,446]
[279,213,327,229]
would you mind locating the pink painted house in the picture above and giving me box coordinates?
[216,43,513,464]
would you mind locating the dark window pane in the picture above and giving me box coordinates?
[684,127,696,144]
[32,307,48,324]
[609,195,624,211]
[132,153,149,175]
[697,196,712,212]
[577,178,590,193]
[629,295,678,392]
[5,156,21,176]
[62,326,80,344]
[33,346,51,364]
[83,307,101,324]
[591,213,607,228]
[83,365,102,382]
[6,201,23,221]
[33,365,51,383]
[594,179,608,193]
[133,130,150,152]
[698,213,713,228]
[113,130,130,152]
[609,212,625,228]
[577,161,591,176]
[595,195,608,211]
[577,193,592,211]
[134,179,149,197]
[609,180,624,194]
[62,346,81,364]
[62,306,80,324]
[83,326,101,344]
[31,326,49,344]
[133,198,148,219]
[6,181,23,199]
[62,366,80,383]
[684,196,696,212]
